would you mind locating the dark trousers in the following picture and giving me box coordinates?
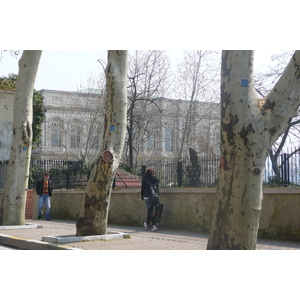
[147,206,156,226]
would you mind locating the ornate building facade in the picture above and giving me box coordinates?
[0,90,14,161]
[1,89,220,165]
[32,89,105,164]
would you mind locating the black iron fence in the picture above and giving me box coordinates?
[142,154,219,188]
[0,159,142,190]
[0,150,299,190]
[28,160,89,190]
[0,159,89,190]
[264,150,300,187]
[143,149,300,188]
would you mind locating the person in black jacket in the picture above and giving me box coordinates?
[35,172,53,220]
[141,168,159,231]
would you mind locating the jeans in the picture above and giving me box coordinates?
[38,195,51,219]
[146,206,156,226]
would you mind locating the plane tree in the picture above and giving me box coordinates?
[1,51,42,225]
[207,50,300,250]
[254,51,300,184]
[76,50,128,236]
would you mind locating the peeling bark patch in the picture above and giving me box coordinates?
[269,126,279,136]
[239,124,255,147]
[222,114,239,146]
[293,53,300,80]
[253,168,261,175]
[262,98,275,111]
[220,156,229,170]
[222,51,231,79]
[220,150,231,171]
[21,121,31,144]
[76,217,104,236]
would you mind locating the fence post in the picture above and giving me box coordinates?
[287,153,290,186]
[177,161,182,187]
[142,165,146,180]
[112,176,116,189]
[66,161,70,190]
[281,153,290,187]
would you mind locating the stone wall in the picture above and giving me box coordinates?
[258,188,300,241]
[1,187,299,241]
[27,187,300,242]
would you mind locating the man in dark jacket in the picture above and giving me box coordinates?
[35,172,53,220]
[141,168,159,231]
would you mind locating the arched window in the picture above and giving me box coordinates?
[51,120,61,147]
[70,122,81,148]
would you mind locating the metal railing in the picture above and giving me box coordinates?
[0,149,299,190]
[142,154,219,188]
[143,150,300,188]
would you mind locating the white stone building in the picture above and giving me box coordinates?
[0,90,14,161]
[131,97,220,166]
[32,89,105,163]
[0,89,220,164]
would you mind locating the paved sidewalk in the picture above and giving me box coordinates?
[0,219,300,250]
[0,244,16,250]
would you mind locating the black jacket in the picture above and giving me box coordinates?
[35,179,53,196]
[141,175,159,199]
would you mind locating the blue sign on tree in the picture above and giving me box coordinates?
[241,79,248,87]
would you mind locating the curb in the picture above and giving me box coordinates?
[0,223,43,230]
[42,231,129,244]
[0,233,80,250]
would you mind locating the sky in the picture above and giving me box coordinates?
[0,50,107,91]
[1,1,297,292]
[0,50,278,92]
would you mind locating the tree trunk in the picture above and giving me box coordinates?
[76,50,128,236]
[1,50,42,225]
[127,102,134,171]
[207,50,300,250]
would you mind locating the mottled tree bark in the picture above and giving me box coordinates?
[76,50,128,236]
[1,50,42,225]
[207,51,300,249]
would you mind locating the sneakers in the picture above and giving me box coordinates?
[152,225,157,231]
[143,223,158,231]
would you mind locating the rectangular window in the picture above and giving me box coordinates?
[90,125,99,149]
[147,135,155,149]
[51,121,61,147]
[70,126,80,148]
[165,127,173,151]
[90,134,99,149]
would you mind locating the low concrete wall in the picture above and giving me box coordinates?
[30,188,216,232]
[107,188,216,232]
[1,188,300,241]
[258,188,300,241]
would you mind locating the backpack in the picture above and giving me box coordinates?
[146,178,159,207]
